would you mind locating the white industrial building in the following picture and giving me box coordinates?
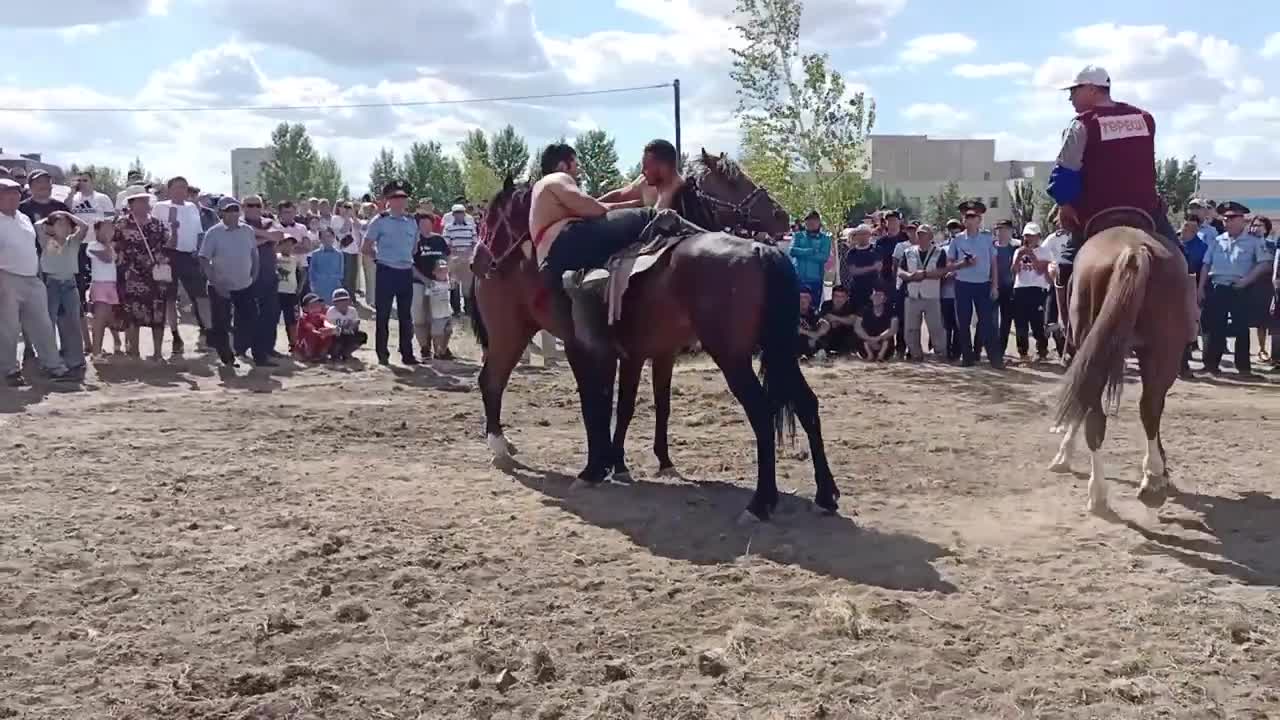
[230,147,272,200]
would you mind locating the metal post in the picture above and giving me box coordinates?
[673,79,682,160]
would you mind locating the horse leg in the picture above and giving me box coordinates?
[564,342,615,487]
[717,359,779,523]
[651,353,678,475]
[479,323,535,468]
[1048,422,1079,473]
[1084,404,1110,514]
[1137,354,1175,508]
[787,367,840,514]
[610,354,644,483]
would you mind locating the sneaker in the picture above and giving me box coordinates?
[436,350,455,361]
[401,356,421,366]
[49,369,79,383]
[377,356,390,366]
[5,372,26,387]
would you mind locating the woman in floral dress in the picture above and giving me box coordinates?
[114,188,175,360]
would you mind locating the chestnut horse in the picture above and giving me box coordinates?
[1047,209,1194,514]
[469,151,841,522]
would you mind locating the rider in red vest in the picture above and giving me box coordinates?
[1046,65,1180,339]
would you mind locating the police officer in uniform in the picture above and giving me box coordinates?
[1198,201,1273,377]
[945,199,1002,368]
[1046,65,1183,342]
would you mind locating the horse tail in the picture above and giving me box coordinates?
[757,244,800,445]
[468,276,489,351]
[1054,244,1151,429]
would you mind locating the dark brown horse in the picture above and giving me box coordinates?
[470,151,841,522]
[1047,209,1194,513]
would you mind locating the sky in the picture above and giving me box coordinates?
[3,0,1280,196]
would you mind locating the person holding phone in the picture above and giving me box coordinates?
[151,176,209,354]
[945,199,1003,369]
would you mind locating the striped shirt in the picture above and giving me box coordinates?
[441,215,477,253]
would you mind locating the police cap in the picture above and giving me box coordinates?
[958,199,987,215]
[994,218,1014,229]
[382,179,413,199]
[1215,201,1250,217]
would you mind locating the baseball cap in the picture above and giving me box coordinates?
[0,178,21,192]
[301,293,321,306]
[218,196,242,211]
[332,288,351,302]
[1022,222,1042,236]
[27,169,50,183]
[450,203,466,213]
[1061,65,1111,90]
[915,223,934,234]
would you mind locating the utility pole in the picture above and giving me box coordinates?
[673,79,682,161]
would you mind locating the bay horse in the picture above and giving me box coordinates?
[469,151,841,522]
[1047,209,1194,514]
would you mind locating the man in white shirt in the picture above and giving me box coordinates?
[151,176,210,351]
[0,179,73,385]
[441,203,477,315]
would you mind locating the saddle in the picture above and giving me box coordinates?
[1082,206,1156,242]
[562,210,706,340]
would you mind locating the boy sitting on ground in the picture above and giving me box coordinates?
[294,293,337,362]
[325,288,367,361]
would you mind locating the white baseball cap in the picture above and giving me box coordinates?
[1022,222,1042,236]
[1061,65,1111,90]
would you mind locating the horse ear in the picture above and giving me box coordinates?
[700,147,711,162]
[719,151,727,162]
[503,174,515,192]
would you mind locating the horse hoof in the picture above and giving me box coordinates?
[655,465,681,479]
[569,476,599,491]
[737,509,765,526]
[1137,481,1170,509]
[1047,461,1072,474]
[491,455,515,470]
[1086,499,1110,516]
[611,470,633,484]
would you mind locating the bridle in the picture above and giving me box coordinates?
[689,174,776,234]
[476,196,532,279]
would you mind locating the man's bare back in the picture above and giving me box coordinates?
[529,172,611,264]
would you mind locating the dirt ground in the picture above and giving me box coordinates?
[2,325,1279,720]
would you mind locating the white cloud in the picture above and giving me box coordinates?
[902,103,972,130]
[57,24,102,41]
[899,33,977,64]
[9,0,156,26]
[952,62,1032,79]
[1262,32,1280,59]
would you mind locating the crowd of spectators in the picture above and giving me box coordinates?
[0,166,482,386]
[784,198,1280,379]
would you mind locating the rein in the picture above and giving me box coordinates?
[692,183,772,233]
[477,200,532,279]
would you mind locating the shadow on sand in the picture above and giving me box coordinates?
[1108,477,1280,587]
[500,460,958,594]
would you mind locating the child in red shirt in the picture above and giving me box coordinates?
[294,293,337,361]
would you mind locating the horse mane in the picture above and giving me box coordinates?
[480,181,533,257]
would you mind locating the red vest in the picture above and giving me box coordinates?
[1076,103,1161,227]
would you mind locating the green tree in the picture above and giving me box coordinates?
[462,155,502,205]
[127,156,154,185]
[67,163,124,200]
[573,129,624,196]
[490,125,529,183]
[261,123,320,203]
[304,154,345,201]
[1009,180,1049,233]
[402,141,464,206]
[459,129,491,170]
[368,147,401,196]
[926,181,964,230]
[1155,156,1202,220]
[847,185,921,227]
[730,0,874,229]
[740,124,803,220]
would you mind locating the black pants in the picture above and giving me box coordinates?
[996,284,1015,356]
[375,264,415,360]
[894,286,908,357]
[940,297,958,359]
[541,208,658,277]
[209,285,265,363]
[332,331,367,359]
[1202,284,1251,373]
[173,251,209,331]
[235,283,278,356]
[1056,211,1179,287]
[1012,286,1049,357]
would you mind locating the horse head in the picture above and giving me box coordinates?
[476,173,533,277]
[687,148,790,237]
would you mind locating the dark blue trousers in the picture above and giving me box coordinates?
[375,264,415,360]
[212,285,268,363]
[955,280,1001,365]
